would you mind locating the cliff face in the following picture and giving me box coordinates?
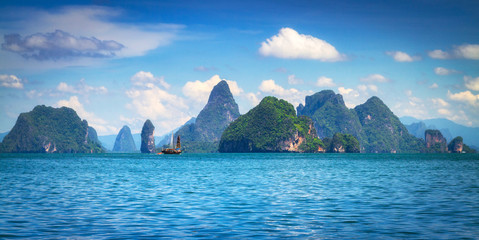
[176,80,240,152]
[425,129,447,153]
[297,90,362,140]
[140,120,155,153]
[219,96,324,153]
[113,125,137,152]
[0,105,104,153]
[448,136,463,153]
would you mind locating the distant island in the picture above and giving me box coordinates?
[0,105,103,153]
[0,84,476,154]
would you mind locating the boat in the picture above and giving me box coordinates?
[161,134,182,154]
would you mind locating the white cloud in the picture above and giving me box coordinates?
[338,87,353,95]
[182,75,243,104]
[245,92,260,107]
[386,51,420,62]
[360,74,390,83]
[428,49,451,59]
[131,71,170,89]
[56,79,108,95]
[438,108,451,116]
[56,96,115,134]
[258,79,312,107]
[434,67,458,75]
[0,74,24,89]
[447,90,479,106]
[431,98,449,107]
[429,44,479,60]
[358,84,378,92]
[1,6,182,62]
[258,28,345,61]
[316,76,335,87]
[287,74,303,85]
[464,76,479,91]
[429,83,439,89]
[126,74,191,135]
[454,44,479,60]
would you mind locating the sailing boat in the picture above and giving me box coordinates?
[161,134,182,154]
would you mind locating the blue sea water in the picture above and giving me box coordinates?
[0,153,478,239]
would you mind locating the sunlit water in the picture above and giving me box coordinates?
[1,153,478,239]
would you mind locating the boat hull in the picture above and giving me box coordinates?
[161,148,182,154]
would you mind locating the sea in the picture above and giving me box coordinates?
[1,153,478,239]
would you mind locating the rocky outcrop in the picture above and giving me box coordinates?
[448,136,463,153]
[425,129,447,153]
[219,96,324,153]
[322,133,360,153]
[0,105,104,153]
[113,125,137,152]
[140,120,155,153]
[176,80,240,152]
[297,90,362,140]
[298,91,424,153]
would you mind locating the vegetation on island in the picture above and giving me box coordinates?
[322,133,360,153]
[219,96,324,152]
[0,105,104,153]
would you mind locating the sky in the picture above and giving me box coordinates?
[0,0,478,136]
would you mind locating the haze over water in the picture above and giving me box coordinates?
[1,153,478,239]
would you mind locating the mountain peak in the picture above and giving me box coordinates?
[176,80,240,152]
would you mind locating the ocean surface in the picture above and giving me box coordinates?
[1,153,478,239]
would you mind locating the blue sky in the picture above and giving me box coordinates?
[0,0,478,136]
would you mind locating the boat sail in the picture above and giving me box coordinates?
[161,133,182,154]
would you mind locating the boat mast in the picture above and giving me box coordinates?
[170,132,174,148]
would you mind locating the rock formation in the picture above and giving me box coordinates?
[425,129,447,153]
[113,125,137,152]
[219,96,324,153]
[299,91,425,153]
[176,80,240,152]
[140,120,155,153]
[322,133,360,153]
[0,105,104,153]
[297,90,362,139]
[448,136,463,153]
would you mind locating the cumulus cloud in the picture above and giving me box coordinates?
[429,44,479,60]
[428,49,451,59]
[429,83,439,89]
[287,74,303,85]
[259,28,345,61]
[338,87,353,95]
[431,98,449,107]
[316,76,335,87]
[131,71,170,89]
[0,6,182,63]
[447,90,479,106]
[437,108,451,116]
[56,96,115,134]
[434,67,458,75]
[56,79,107,95]
[454,44,479,60]
[2,30,124,60]
[464,76,479,91]
[358,84,378,92]
[0,74,24,89]
[386,51,420,62]
[126,73,191,134]
[258,79,312,107]
[182,75,243,104]
[360,74,390,83]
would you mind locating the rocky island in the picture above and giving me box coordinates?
[0,105,104,153]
